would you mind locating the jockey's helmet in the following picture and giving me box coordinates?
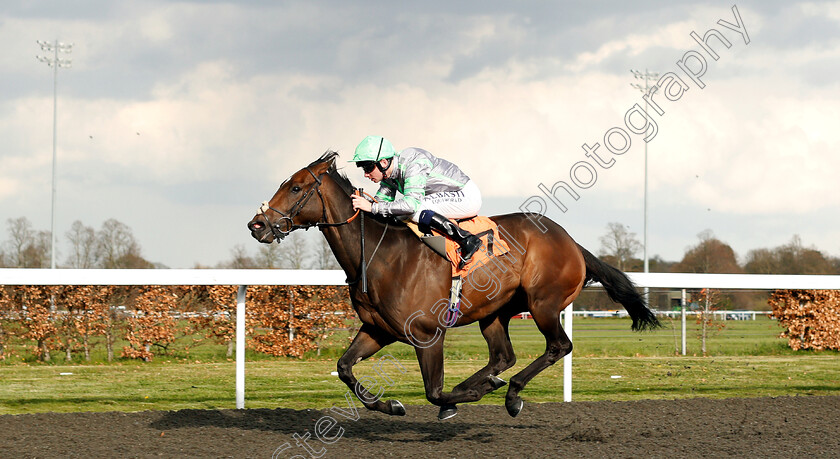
[350,135,397,163]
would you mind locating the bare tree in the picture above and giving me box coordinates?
[280,232,312,269]
[97,219,151,268]
[777,235,836,274]
[224,244,257,269]
[314,237,340,269]
[673,230,741,274]
[745,235,837,275]
[744,247,777,274]
[32,230,52,268]
[65,220,100,268]
[3,217,50,268]
[598,222,642,271]
[4,217,32,267]
[255,243,283,268]
[693,288,725,355]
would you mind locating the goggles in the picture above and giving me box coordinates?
[357,161,378,174]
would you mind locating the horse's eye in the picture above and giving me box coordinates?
[291,185,302,193]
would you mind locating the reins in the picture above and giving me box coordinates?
[257,166,384,293]
[257,167,370,239]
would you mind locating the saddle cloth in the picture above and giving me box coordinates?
[446,216,510,277]
[407,216,510,277]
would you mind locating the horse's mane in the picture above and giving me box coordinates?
[308,150,355,196]
[309,150,408,229]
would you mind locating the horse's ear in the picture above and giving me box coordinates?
[309,152,338,175]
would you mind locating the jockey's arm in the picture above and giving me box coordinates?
[374,182,397,203]
[371,160,430,217]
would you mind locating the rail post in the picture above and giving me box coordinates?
[236,285,247,409]
[563,303,573,402]
[681,288,687,356]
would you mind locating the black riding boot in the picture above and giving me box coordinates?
[425,212,483,268]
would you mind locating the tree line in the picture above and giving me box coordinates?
[589,223,840,312]
[597,223,840,275]
[6,216,836,274]
[213,232,340,270]
[0,217,157,269]
[0,216,339,270]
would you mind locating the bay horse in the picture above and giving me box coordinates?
[247,151,660,420]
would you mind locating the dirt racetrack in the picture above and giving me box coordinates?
[2,396,839,458]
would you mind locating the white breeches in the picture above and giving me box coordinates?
[410,180,482,222]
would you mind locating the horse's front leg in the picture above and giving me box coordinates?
[413,338,456,420]
[414,335,489,420]
[336,324,404,415]
[415,316,515,421]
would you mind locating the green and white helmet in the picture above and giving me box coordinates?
[349,135,397,163]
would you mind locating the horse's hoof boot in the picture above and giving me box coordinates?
[389,400,406,416]
[506,399,524,418]
[438,404,458,420]
[488,375,507,390]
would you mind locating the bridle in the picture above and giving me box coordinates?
[256,166,362,241]
[255,165,385,293]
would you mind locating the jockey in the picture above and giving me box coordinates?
[349,135,483,268]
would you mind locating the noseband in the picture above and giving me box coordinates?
[257,167,361,241]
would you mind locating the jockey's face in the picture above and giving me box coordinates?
[362,159,389,183]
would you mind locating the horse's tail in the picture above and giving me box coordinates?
[578,244,661,331]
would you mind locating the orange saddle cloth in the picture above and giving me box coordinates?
[443,216,510,277]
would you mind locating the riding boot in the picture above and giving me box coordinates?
[423,211,483,269]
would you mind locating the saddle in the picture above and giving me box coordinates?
[405,216,510,327]
[406,216,510,278]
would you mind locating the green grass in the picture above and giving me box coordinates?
[375,315,800,360]
[1,316,838,415]
[3,355,839,415]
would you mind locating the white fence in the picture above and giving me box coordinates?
[2,269,840,406]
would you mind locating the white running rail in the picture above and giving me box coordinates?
[2,269,839,406]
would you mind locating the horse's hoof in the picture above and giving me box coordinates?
[488,375,507,390]
[506,398,524,418]
[438,404,458,420]
[389,400,406,416]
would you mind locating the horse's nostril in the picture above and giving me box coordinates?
[248,221,264,231]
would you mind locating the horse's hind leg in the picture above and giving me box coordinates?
[414,317,516,421]
[504,301,572,417]
[336,324,404,416]
[451,314,516,397]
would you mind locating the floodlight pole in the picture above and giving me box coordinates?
[630,69,659,279]
[36,40,72,270]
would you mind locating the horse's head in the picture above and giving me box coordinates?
[247,151,351,243]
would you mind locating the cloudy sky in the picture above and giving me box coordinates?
[2,1,839,268]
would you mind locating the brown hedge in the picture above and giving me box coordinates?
[770,289,840,351]
[0,285,355,361]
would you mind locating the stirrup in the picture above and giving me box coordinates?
[457,236,482,269]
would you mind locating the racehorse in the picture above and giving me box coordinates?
[247,151,660,420]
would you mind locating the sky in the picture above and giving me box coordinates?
[2,1,840,268]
